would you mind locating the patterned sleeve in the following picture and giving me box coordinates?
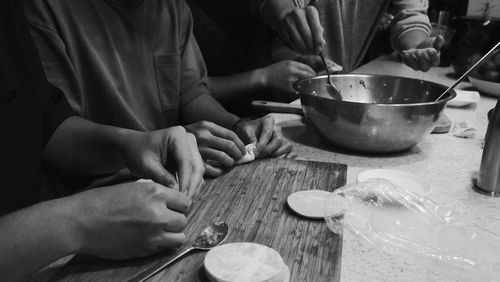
[389,0,432,49]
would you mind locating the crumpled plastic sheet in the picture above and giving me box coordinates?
[452,121,476,138]
[324,179,500,280]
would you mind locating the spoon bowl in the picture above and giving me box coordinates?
[193,221,229,249]
[131,221,229,282]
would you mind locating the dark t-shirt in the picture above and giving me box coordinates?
[187,0,266,76]
[0,0,73,216]
[25,0,208,132]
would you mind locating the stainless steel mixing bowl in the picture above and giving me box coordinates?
[294,74,456,154]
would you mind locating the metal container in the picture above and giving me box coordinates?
[294,74,456,154]
[475,98,500,196]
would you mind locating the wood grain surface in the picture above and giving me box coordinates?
[51,158,346,282]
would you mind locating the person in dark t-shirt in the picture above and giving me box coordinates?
[0,1,205,281]
[186,0,340,116]
[24,0,293,180]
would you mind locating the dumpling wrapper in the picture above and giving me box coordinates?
[204,242,288,282]
[235,143,256,165]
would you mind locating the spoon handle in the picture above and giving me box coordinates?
[436,41,500,101]
[130,247,194,282]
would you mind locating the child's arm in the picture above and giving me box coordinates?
[207,60,316,102]
[389,0,443,71]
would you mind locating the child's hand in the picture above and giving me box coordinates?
[278,6,325,54]
[400,35,445,72]
[298,55,343,74]
[259,60,316,93]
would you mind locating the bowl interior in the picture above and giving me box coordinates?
[295,74,455,104]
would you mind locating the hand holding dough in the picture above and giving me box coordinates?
[235,143,256,165]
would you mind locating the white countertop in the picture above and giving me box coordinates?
[272,55,500,282]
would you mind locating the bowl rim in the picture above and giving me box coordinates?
[294,74,457,107]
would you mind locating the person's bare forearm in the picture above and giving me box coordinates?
[260,0,295,30]
[0,198,79,282]
[43,116,136,177]
[207,70,266,102]
[393,30,428,51]
[181,94,240,129]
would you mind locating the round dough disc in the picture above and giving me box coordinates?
[286,190,332,219]
[204,242,286,282]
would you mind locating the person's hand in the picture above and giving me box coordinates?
[259,60,315,92]
[400,35,445,72]
[232,115,293,159]
[278,6,325,54]
[185,121,246,177]
[122,126,204,197]
[71,182,191,260]
[297,54,343,74]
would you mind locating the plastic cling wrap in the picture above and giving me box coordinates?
[324,179,500,279]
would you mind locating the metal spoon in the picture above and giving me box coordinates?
[319,50,342,100]
[435,41,500,102]
[130,222,229,282]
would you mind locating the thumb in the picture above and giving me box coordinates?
[432,35,445,51]
[143,159,179,189]
[327,60,343,73]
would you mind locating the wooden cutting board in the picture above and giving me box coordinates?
[51,159,347,282]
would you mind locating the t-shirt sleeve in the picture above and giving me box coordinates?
[24,1,83,115]
[389,0,431,49]
[178,3,211,108]
[42,83,75,147]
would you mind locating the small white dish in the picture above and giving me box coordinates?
[204,242,289,282]
[469,75,500,97]
[447,90,480,108]
[287,190,332,219]
[357,169,432,197]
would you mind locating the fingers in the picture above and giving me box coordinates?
[281,7,323,54]
[291,9,313,52]
[416,50,431,72]
[200,147,236,167]
[305,6,324,53]
[258,125,283,157]
[273,143,294,157]
[154,232,187,250]
[326,59,343,73]
[168,130,204,196]
[162,187,192,214]
[292,61,316,76]
[161,209,188,233]
[258,126,293,158]
[298,55,342,73]
[254,116,275,157]
[234,121,258,145]
[204,162,224,177]
[401,49,439,72]
[142,159,179,190]
[188,121,246,164]
[209,125,246,155]
[284,17,308,53]
[428,49,440,67]
[177,134,204,197]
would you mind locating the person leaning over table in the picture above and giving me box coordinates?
[259,0,445,73]
[186,0,341,114]
[23,0,293,181]
[0,1,206,281]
